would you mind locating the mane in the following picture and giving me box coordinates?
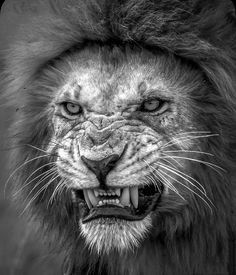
[0,0,236,274]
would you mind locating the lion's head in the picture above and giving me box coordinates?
[1,0,236,274]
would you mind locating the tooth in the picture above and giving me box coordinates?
[116,199,119,204]
[71,191,77,203]
[83,190,92,209]
[94,190,99,197]
[87,189,99,207]
[115,188,121,197]
[130,186,138,208]
[120,187,130,206]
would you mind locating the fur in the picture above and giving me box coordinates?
[1,0,236,274]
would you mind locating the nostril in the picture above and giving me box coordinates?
[103,154,119,169]
[81,154,120,183]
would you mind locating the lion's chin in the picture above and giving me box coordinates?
[80,216,152,254]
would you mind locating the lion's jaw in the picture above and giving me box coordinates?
[80,216,152,254]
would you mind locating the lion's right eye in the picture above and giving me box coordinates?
[61,102,82,117]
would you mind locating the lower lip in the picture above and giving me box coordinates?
[82,205,146,223]
[80,192,162,223]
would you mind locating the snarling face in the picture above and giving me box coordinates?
[40,45,215,254]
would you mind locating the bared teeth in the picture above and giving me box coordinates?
[71,191,77,203]
[87,189,99,207]
[83,190,92,209]
[94,190,99,197]
[120,187,130,206]
[83,186,139,209]
[115,188,121,197]
[130,186,139,208]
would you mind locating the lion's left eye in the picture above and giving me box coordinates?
[62,102,82,116]
[141,99,165,112]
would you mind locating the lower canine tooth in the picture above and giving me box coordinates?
[130,186,139,208]
[83,190,92,209]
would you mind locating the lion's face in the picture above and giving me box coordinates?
[2,0,235,273]
[44,45,212,254]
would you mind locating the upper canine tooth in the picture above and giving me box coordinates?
[71,191,77,203]
[130,186,139,208]
[83,190,92,209]
[120,187,130,206]
[94,190,99,197]
[87,189,99,207]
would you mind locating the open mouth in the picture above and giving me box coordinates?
[73,182,163,223]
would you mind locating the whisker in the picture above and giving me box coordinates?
[159,168,214,213]
[161,152,183,167]
[21,174,60,215]
[162,134,219,149]
[26,144,50,154]
[176,131,212,136]
[155,169,185,200]
[160,155,225,174]
[158,157,179,169]
[143,160,183,199]
[48,179,66,207]
[21,161,57,187]
[163,150,214,156]
[22,170,59,204]
[159,161,206,195]
[13,167,57,197]
[145,173,161,193]
[157,163,207,195]
[59,181,68,197]
[4,154,49,198]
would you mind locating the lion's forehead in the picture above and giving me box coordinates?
[55,51,176,114]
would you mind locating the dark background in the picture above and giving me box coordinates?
[0,1,62,274]
[0,112,62,275]
[0,0,235,274]
[0,92,62,273]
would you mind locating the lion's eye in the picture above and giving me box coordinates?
[62,102,82,117]
[141,99,166,113]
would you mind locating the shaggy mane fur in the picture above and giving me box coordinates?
[1,0,236,274]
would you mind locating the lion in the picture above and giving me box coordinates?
[1,0,236,274]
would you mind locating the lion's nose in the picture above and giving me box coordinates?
[81,154,120,184]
